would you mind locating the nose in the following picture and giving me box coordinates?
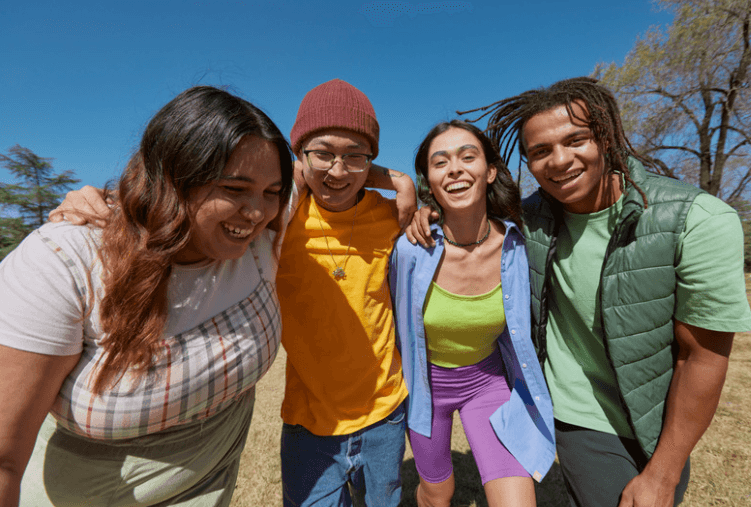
[550,145,573,169]
[327,157,349,178]
[240,198,264,224]
[447,159,464,176]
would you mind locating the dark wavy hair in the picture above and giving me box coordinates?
[414,120,522,228]
[94,85,293,394]
[458,76,648,207]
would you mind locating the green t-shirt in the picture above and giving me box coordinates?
[545,193,751,437]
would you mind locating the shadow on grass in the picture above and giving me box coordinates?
[398,450,568,507]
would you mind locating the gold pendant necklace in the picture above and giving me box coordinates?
[313,200,358,280]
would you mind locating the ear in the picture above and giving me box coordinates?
[486,164,498,184]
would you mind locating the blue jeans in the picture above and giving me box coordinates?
[280,402,406,507]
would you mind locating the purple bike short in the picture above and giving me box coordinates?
[408,351,529,485]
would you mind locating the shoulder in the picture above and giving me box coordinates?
[360,190,401,238]
[249,228,279,279]
[521,190,554,223]
[498,219,526,248]
[392,226,441,263]
[7,222,100,270]
[521,191,556,239]
[365,189,399,216]
[521,191,545,213]
[640,173,704,201]
[681,193,743,241]
[687,193,739,218]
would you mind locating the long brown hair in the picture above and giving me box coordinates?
[414,120,522,228]
[94,86,293,394]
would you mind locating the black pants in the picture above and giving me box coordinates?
[555,420,691,507]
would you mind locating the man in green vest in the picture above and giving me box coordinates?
[408,77,751,507]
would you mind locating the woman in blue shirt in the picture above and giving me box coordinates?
[389,120,554,507]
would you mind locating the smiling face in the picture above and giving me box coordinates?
[522,101,620,214]
[175,136,283,264]
[426,127,497,216]
[299,129,372,212]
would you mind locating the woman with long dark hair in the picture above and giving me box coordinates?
[390,120,554,507]
[0,85,293,506]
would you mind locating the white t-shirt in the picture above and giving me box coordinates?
[0,222,283,439]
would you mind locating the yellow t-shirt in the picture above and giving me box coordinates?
[276,190,408,436]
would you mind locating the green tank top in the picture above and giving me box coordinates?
[423,281,505,368]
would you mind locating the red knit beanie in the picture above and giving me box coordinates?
[290,79,380,159]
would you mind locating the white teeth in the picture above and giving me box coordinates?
[222,223,253,238]
[445,181,471,192]
[552,170,582,183]
[325,181,347,190]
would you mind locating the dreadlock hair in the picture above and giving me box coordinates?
[457,76,648,208]
[414,120,522,228]
[94,86,293,394]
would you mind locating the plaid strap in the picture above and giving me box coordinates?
[51,278,281,440]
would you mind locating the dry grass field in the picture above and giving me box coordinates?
[230,274,751,506]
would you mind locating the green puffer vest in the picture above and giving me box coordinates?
[522,158,703,457]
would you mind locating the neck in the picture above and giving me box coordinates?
[442,209,490,245]
[565,172,623,214]
[312,189,364,213]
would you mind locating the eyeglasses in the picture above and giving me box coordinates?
[303,150,373,173]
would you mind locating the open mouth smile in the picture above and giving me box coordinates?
[324,180,349,190]
[222,222,254,239]
[445,181,472,193]
[551,170,583,184]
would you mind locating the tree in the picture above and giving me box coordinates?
[0,145,80,260]
[728,198,751,271]
[596,0,751,201]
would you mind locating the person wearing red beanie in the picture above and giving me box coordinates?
[277,79,416,507]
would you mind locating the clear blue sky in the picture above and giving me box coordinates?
[1,0,674,193]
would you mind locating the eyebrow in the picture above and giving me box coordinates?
[219,175,284,187]
[429,144,480,160]
[526,129,591,153]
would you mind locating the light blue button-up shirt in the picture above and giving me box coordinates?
[389,220,556,482]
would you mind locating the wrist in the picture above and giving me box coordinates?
[641,457,683,487]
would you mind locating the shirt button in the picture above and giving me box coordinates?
[505,294,510,299]
[535,396,540,401]
[511,329,516,335]
[522,363,527,368]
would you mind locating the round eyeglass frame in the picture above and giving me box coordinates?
[303,149,373,173]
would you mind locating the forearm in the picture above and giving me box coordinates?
[366,164,411,192]
[644,353,728,484]
[642,321,733,489]
[367,164,417,230]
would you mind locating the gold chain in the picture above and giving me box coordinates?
[312,200,358,280]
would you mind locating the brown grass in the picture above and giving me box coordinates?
[231,274,751,506]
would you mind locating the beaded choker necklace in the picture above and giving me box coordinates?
[442,219,491,247]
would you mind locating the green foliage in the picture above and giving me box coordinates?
[596,0,751,201]
[0,145,80,261]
